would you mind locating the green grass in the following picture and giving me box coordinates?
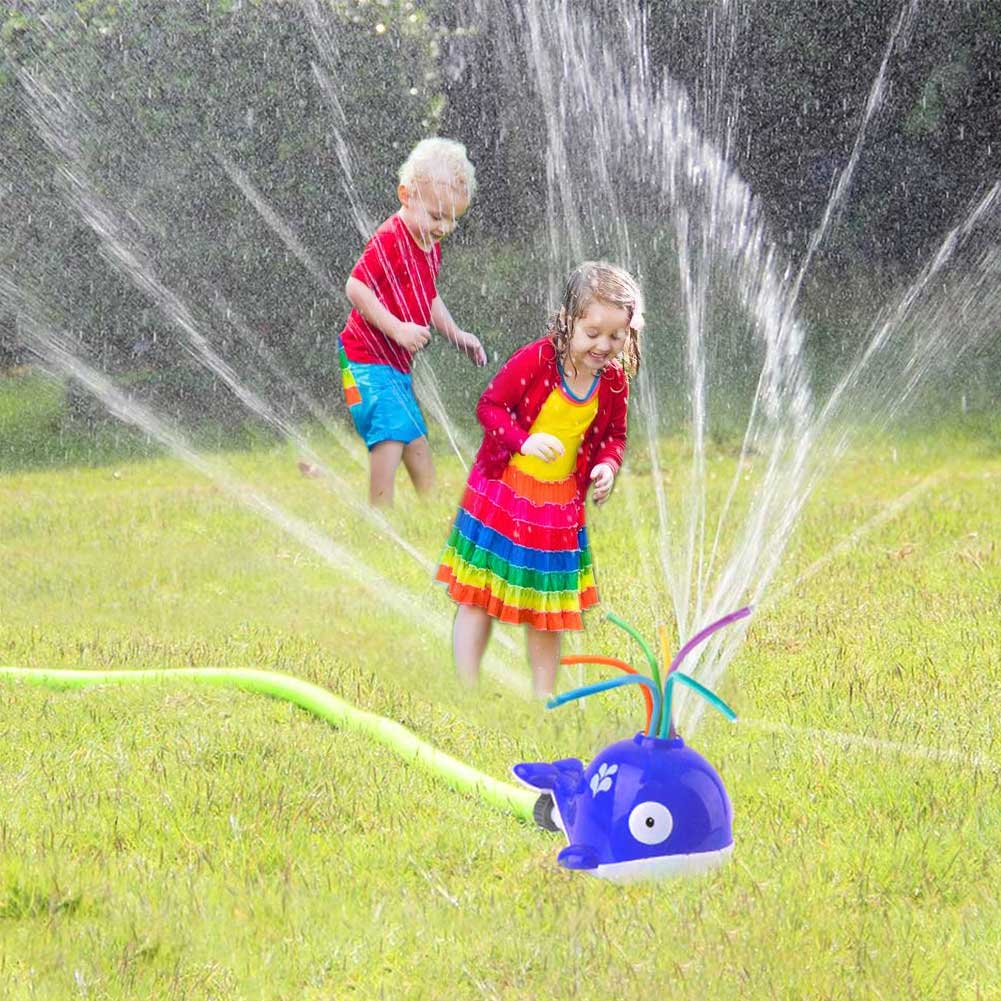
[0,377,999,999]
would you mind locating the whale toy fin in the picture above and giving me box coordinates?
[512,758,584,796]
[557,843,600,871]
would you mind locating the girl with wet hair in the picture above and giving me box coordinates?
[436,261,644,697]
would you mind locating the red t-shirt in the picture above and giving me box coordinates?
[339,214,441,374]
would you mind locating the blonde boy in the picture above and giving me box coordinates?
[337,138,485,506]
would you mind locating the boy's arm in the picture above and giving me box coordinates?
[346,277,429,353]
[429,295,463,344]
[430,296,486,366]
[346,277,402,341]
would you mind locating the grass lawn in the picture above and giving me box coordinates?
[1,371,999,999]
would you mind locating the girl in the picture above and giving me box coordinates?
[435,261,643,697]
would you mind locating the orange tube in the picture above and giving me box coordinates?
[559,654,653,733]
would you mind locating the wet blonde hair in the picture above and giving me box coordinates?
[399,137,477,200]
[548,261,643,378]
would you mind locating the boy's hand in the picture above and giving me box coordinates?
[394,322,431,353]
[460,332,487,367]
[520,433,565,463]
[590,463,615,504]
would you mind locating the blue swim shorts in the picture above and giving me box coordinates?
[340,349,428,450]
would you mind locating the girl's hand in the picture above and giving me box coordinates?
[394,321,431,353]
[521,433,565,463]
[590,463,615,504]
[461,332,487,367]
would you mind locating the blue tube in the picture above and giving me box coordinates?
[547,675,662,737]
[661,671,738,738]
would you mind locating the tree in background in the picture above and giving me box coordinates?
[1,0,439,411]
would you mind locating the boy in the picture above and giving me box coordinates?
[334,137,485,506]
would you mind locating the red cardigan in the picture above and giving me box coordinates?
[473,336,629,501]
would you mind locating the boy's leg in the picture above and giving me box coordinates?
[453,604,492,686]
[525,626,561,699]
[369,440,405,507]
[402,436,435,497]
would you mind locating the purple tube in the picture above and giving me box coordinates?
[668,606,753,678]
[663,605,752,738]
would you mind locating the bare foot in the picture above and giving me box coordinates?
[298,461,321,478]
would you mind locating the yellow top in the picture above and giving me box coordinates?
[509,375,600,481]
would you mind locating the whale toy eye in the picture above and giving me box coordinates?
[627,801,673,845]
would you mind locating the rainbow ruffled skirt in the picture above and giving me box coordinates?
[435,464,598,631]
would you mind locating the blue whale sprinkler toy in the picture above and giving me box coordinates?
[513,606,751,883]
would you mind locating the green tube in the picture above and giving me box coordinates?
[605,612,662,692]
[0,667,537,822]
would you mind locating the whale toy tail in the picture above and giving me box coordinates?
[512,758,583,797]
[512,758,585,836]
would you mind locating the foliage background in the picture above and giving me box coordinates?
[2,0,1000,420]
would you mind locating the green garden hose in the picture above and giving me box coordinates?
[0,667,537,822]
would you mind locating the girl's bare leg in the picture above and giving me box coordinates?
[402,435,435,497]
[525,626,561,699]
[369,440,405,507]
[453,604,493,686]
